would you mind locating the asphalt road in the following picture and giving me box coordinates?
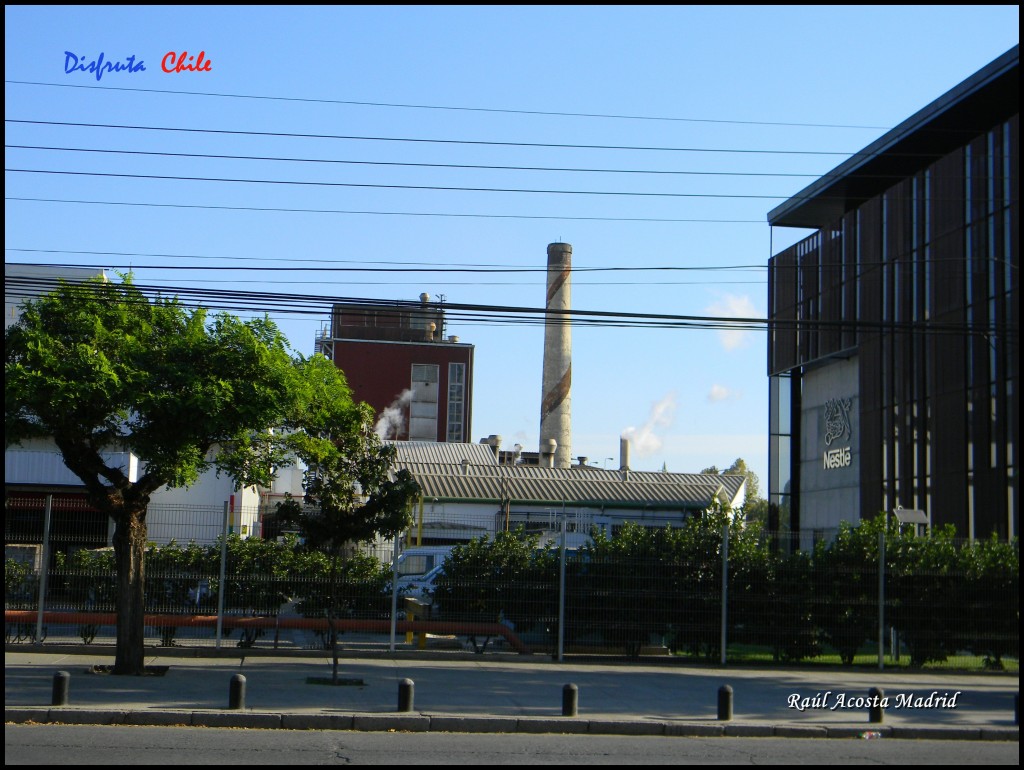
[4,724,1022,765]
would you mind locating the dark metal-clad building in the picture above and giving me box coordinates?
[767,46,1018,543]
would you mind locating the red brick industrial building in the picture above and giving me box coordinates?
[316,294,474,443]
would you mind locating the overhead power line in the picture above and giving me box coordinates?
[4,80,893,130]
[5,167,986,204]
[4,197,763,223]
[4,274,769,330]
[5,275,1014,341]
[1,167,801,199]
[19,144,984,184]
[5,119,865,156]
[4,254,766,274]
[5,144,831,179]
[5,250,1004,274]
[4,248,765,271]
[91,278,768,287]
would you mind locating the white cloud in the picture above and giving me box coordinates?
[708,384,732,402]
[705,294,760,352]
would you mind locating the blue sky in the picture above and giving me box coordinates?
[5,5,1019,488]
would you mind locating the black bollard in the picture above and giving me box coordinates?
[51,670,70,706]
[398,678,415,712]
[562,683,578,717]
[229,673,246,710]
[868,687,884,724]
[717,685,733,721]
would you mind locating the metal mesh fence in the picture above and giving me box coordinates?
[4,498,1018,670]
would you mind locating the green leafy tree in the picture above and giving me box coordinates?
[723,458,760,502]
[958,534,1019,669]
[665,509,732,660]
[701,458,765,514]
[435,528,558,634]
[811,516,891,665]
[5,276,304,674]
[721,517,773,653]
[747,546,821,663]
[275,355,420,683]
[290,550,393,628]
[742,497,771,526]
[884,523,962,666]
[575,523,678,657]
[4,558,37,610]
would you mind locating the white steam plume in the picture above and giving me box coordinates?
[621,391,677,457]
[374,389,413,439]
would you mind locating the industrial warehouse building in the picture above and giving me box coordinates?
[766,46,1018,543]
[390,440,747,550]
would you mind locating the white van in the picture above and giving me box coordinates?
[398,563,445,600]
[392,545,453,589]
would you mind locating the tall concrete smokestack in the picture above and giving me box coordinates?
[540,242,572,469]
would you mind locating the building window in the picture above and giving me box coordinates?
[446,362,465,443]
[409,364,439,441]
[769,373,795,536]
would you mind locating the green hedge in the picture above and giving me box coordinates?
[16,534,391,621]
[6,515,1018,665]
[433,513,1018,665]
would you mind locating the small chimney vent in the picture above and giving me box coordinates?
[541,438,557,469]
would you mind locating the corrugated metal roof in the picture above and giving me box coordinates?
[388,440,498,467]
[389,443,745,510]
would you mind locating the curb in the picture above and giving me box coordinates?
[5,708,1020,741]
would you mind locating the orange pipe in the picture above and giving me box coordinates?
[4,610,530,653]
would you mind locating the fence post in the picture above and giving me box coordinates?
[389,534,401,653]
[878,530,885,671]
[35,494,53,646]
[216,501,229,649]
[557,504,567,663]
[720,523,729,666]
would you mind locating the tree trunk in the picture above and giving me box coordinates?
[112,505,148,675]
[329,613,340,684]
[329,551,340,684]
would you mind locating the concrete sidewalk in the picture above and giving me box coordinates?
[4,648,1019,740]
